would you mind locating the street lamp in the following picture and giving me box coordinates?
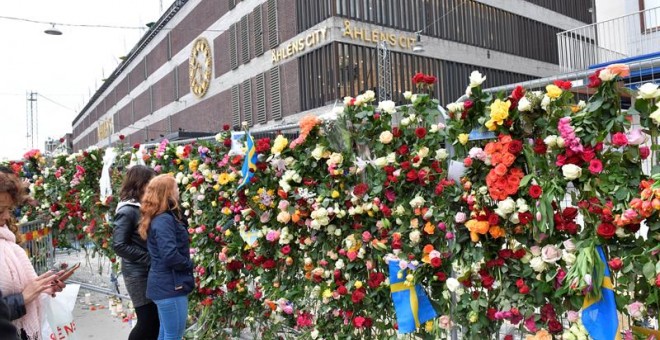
[413,31,424,53]
[44,24,62,35]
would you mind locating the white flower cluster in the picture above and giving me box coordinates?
[562,320,589,340]
[278,170,302,192]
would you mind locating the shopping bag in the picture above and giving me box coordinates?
[41,284,80,340]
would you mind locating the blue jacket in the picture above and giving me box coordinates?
[145,211,194,301]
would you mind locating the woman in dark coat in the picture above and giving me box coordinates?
[138,174,193,340]
[112,165,159,340]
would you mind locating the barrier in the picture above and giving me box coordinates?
[20,219,55,274]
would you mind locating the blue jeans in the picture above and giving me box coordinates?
[153,295,188,340]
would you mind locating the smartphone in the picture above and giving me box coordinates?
[58,262,81,278]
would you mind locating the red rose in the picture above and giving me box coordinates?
[611,132,628,147]
[588,70,602,88]
[353,183,369,197]
[481,275,495,289]
[553,79,572,90]
[118,134,126,141]
[223,124,230,131]
[397,144,409,155]
[508,140,523,154]
[463,157,473,167]
[337,285,348,295]
[656,273,660,288]
[463,100,474,110]
[435,272,447,281]
[519,285,530,294]
[223,138,232,147]
[487,214,499,226]
[529,185,543,199]
[548,319,563,334]
[608,258,622,271]
[412,72,426,84]
[423,75,437,85]
[351,289,366,304]
[255,138,271,153]
[431,257,442,268]
[533,138,547,154]
[511,85,525,100]
[504,335,514,340]
[597,222,616,239]
[415,127,427,139]
[486,308,497,321]
[368,272,385,288]
[513,249,527,259]
[405,169,418,182]
[400,161,411,170]
[352,316,366,328]
[132,143,140,149]
[262,259,276,269]
[516,278,525,288]
[640,146,651,160]
[518,212,533,225]
[392,127,402,137]
[499,249,513,259]
[281,245,291,255]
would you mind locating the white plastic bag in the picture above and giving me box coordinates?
[41,284,80,340]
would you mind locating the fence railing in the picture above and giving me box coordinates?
[20,219,54,275]
[557,6,660,71]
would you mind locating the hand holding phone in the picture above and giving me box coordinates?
[57,262,80,281]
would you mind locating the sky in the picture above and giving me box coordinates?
[0,0,174,160]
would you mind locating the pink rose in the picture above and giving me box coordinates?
[438,315,452,330]
[566,311,579,323]
[626,301,645,320]
[588,159,603,174]
[530,246,542,257]
[626,128,647,146]
[455,212,467,223]
[362,231,372,242]
[541,245,562,263]
[611,132,628,147]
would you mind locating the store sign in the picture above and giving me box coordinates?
[342,20,416,50]
[271,27,329,63]
[97,117,113,141]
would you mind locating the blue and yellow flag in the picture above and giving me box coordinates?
[237,131,258,189]
[388,260,437,334]
[582,245,621,340]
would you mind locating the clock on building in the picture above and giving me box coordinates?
[189,37,213,98]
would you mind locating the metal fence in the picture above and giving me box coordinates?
[20,219,55,275]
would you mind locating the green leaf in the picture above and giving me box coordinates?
[643,262,655,281]
[519,175,533,188]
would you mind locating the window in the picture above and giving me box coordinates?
[641,0,660,33]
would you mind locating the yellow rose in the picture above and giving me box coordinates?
[458,133,469,145]
[425,321,434,332]
[271,135,288,155]
[331,190,340,198]
[485,119,496,131]
[545,84,562,99]
[354,281,363,289]
[218,173,230,185]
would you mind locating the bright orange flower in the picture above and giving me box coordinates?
[502,153,516,167]
[489,226,505,239]
[494,164,508,176]
[423,244,435,254]
[424,222,435,235]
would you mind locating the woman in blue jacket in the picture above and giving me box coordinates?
[138,174,193,340]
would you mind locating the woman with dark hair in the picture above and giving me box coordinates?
[0,172,64,339]
[112,165,159,340]
[139,174,193,340]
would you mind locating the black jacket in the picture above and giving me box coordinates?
[112,201,150,278]
[0,291,19,340]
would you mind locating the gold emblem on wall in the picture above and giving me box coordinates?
[189,37,213,98]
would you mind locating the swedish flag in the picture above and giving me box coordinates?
[388,260,437,334]
[582,245,621,340]
[237,131,257,189]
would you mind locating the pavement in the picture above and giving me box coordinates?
[56,250,133,339]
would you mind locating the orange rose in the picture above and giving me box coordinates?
[489,225,505,239]
[502,152,516,167]
[466,219,489,235]
[494,164,508,176]
[424,222,435,235]
[470,231,480,242]
[423,244,434,253]
[606,63,630,78]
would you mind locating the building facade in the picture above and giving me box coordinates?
[72,0,594,150]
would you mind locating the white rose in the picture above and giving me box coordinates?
[446,102,464,113]
[544,135,558,147]
[311,329,319,339]
[577,100,586,109]
[411,94,418,103]
[374,157,387,168]
[446,278,460,292]
[409,196,426,209]
[379,131,393,144]
[556,136,566,148]
[403,91,412,100]
[386,152,396,163]
[354,95,365,106]
[562,252,576,266]
[418,147,429,158]
[343,96,354,105]
[409,230,421,244]
[508,212,520,224]
[518,97,532,112]
[541,245,562,264]
[430,124,439,133]
[363,90,375,102]
[469,70,486,87]
[335,259,345,270]
[435,148,448,160]
[649,103,660,126]
[598,69,616,81]
[327,153,344,166]
[465,86,472,97]
[400,117,411,126]
[516,198,529,213]
[530,257,547,272]
[541,95,551,110]
[637,83,660,99]
[377,100,397,114]
[563,239,576,253]
[311,145,325,160]
[562,164,582,180]
[495,198,516,217]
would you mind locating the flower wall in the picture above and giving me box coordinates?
[6,67,660,339]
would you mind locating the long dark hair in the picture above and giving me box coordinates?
[119,165,155,202]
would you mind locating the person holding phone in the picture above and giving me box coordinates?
[138,174,193,340]
[112,165,158,340]
[0,172,65,339]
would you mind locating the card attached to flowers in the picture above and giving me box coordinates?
[468,127,496,141]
